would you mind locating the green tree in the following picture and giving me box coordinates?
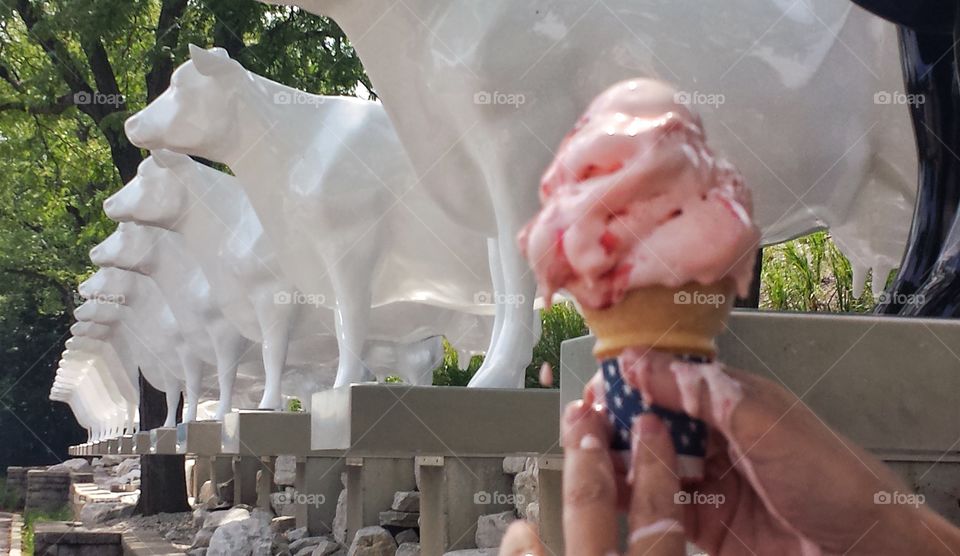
[0,0,368,471]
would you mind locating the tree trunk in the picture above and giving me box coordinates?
[134,371,190,515]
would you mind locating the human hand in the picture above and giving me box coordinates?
[499,400,686,556]
[593,349,960,554]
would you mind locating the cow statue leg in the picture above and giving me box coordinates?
[481,237,507,358]
[330,243,379,388]
[162,377,183,428]
[255,293,296,410]
[125,402,138,435]
[180,349,202,422]
[212,331,248,420]
[468,216,539,389]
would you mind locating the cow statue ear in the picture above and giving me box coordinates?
[189,44,241,77]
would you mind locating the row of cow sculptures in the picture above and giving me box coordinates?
[52,0,919,442]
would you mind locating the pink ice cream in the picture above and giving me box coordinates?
[519,79,760,309]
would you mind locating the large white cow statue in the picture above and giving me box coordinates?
[260,0,917,386]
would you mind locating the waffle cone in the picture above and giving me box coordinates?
[581,280,736,360]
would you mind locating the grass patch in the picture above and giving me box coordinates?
[432,301,586,387]
[760,231,890,313]
[0,476,18,512]
[21,506,74,555]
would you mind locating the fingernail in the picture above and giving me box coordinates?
[579,433,603,450]
[563,400,589,426]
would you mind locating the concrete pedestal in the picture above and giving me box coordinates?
[536,456,564,556]
[309,384,560,554]
[177,421,222,455]
[191,456,211,501]
[418,456,514,554]
[119,435,134,455]
[311,384,560,456]
[150,428,177,455]
[345,457,416,545]
[222,411,310,456]
[106,438,119,455]
[297,456,346,535]
[210,456,234,504]
[133,432,151,455]
[233,456,261,506]
[256,456,274,511]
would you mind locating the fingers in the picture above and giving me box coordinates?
[626,413,686,556]
[581,369,632,510]
[498,521,547,556]
[582,368,606,408]
[562,400,620,555]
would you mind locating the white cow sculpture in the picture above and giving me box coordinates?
[60,345,132,429]
[57,354,129,436]
[124,57,499,387]
[64,329,138,433]
[90,222,266,420]
[73,297,186,427]
[79,267,226,422]
[50,383,102,442]
[51,362,126,441]
[103,152,485,405]
[263,0,918,386]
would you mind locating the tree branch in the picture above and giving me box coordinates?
[0,267,75,312]
[0,60,24,93]
[146,0,189,102]
[14,0,95,104]
[0,93,74,115]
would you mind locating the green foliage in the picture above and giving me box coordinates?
[432,339,484,387]
[0,476,18,511]
[525,302,587,388]
[0,0,370,468]
[432,302,587,388]
[286,398,303,412]
[761,231,891,313]
[21,506,75,556]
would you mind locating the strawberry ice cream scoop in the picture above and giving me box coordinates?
[519,79,760,309]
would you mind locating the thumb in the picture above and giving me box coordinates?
[619,348,752,436]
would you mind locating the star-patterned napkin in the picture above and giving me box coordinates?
[601,356,708,462]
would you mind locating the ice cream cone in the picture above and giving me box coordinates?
[581,279,736,360]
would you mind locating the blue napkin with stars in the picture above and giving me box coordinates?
[601,356,707,461]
